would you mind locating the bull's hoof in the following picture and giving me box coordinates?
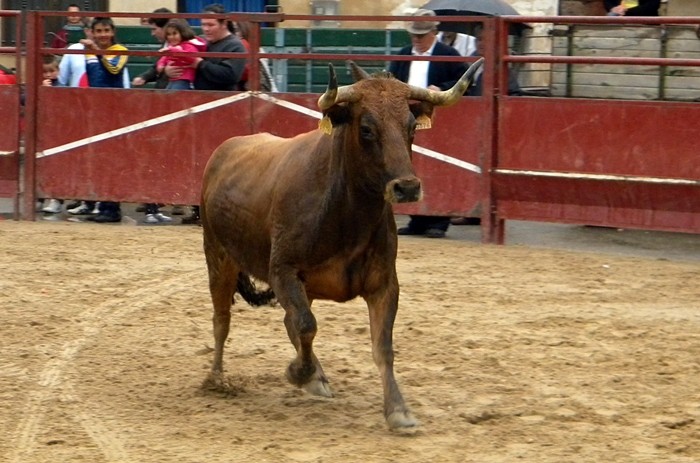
[386,410,419,430]
[203,370,225,388]
[301,377,334,398]
[286,361,333,397]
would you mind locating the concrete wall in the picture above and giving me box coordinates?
[109,0,178,26]
[667,0,700,16]
[276,0,558,29]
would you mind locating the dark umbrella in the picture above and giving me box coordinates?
[422,0,519,16]
[421,0,528,35]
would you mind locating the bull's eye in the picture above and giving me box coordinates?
[360,124,375,141]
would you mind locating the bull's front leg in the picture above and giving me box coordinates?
[365,273,417,429]
[270,266,333,398]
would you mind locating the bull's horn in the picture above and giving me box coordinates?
[407,57,484,106]
[318,63,360,111]
[347,60,371,82]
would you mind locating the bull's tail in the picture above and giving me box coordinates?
[236,273,276,307]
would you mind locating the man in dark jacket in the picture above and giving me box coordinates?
[165,3,247,224]
[191,3,246,91]
[604,0,660,16]
[131,8,173,89]
[389,9,468,238]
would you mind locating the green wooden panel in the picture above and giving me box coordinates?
[287,60,387,86]
[66,29,85,44]
[126,62,153,81]
[275,28,308,47]
[389,30,410,48]
[261,28,275,47]
[310,29,387,47]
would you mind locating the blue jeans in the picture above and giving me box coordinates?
[166,80,192,90]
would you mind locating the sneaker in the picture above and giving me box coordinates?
[144,213,173,224]
[91,202,100,215]
[41,198,62,214]
[65,201,81,210]
[42,213,61,221]
[68,202,91,215]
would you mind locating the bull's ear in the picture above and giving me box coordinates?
[319,104,351,135]
[409,102,435,130]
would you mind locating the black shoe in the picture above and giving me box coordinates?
[397,226,425,236]
[425,228,446,238]
[450,217,481,226]
[181,213,200,225]
[93,213,121,223]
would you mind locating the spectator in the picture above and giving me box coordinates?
[57,19,98,217]
[434,30,481,227]
[165,3,247,225]
[50,3,87,49]
[38,55,65,219]
[166,3,246,92]
[41,54,60,87]
[604,0,660,16]
[81,17,129,223]
[157,21,206,90]
[131,8,183,222]
[234,21,278,92]
[389,9,468,239]
[131,8,173,89]
[465,27,521,98]
[437,31,477,58]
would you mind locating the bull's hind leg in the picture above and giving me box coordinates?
[271,271,332,398]
[203,237,238,377]
[366,276,417,429]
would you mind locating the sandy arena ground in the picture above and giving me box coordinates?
[1,219,698,463]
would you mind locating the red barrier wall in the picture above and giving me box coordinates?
[492,97,700,233]
[0,80,20,200]
[13,11,700,243]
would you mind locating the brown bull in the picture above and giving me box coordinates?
[200,59,483,429]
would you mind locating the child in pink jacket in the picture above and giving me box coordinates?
[157,21,206,90]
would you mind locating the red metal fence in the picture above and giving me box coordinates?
[4,11,700,243]
[0,10,20,215]
[485,15,700,242]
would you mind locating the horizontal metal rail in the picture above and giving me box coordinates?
[494,169,700,186]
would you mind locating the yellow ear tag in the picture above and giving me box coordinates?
[416,114,432,130]
[319,116,333,135]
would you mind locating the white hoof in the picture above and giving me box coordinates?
[302,378,334,398]
[387,410,418,430]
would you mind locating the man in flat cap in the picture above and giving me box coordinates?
[390,9,468,238]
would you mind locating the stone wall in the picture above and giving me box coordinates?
[559,0,606,16]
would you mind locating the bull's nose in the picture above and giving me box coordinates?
[385,177,422,203]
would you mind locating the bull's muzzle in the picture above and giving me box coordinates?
[385,177,422,204]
